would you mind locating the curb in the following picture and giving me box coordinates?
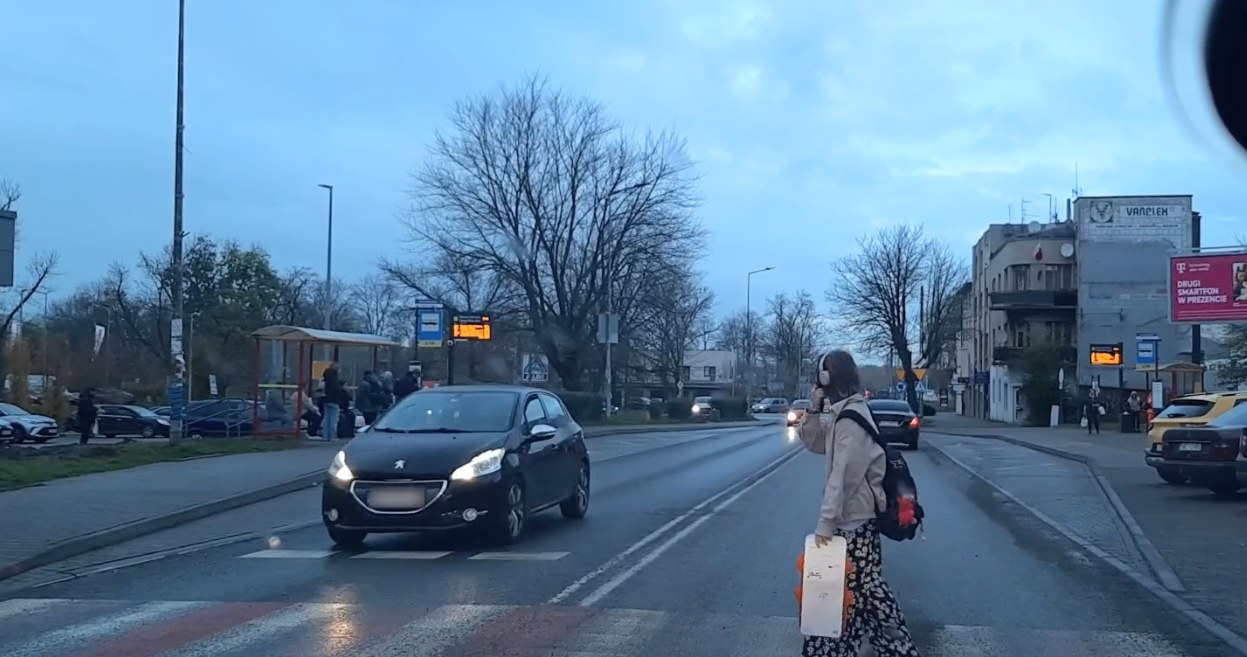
[925,439,1247,657]
[931,428,1185,592]
[0,471,325,584]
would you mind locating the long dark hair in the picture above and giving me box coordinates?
[817,350,862,403]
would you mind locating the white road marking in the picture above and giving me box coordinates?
[6,600,203,657]
[238,549,335,559]
[548,445,803,605]
[352,604,504,657]
[351,551,452,560]
[0,598,62,620]
[467,551,569,561]
[159,603,339,657]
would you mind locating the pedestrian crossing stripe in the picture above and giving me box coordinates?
[0,597,1199,657]
[238,549,571,561]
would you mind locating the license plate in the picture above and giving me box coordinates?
[367,487,426,510]
[1178,443,1203,452]
[880,421,901,427]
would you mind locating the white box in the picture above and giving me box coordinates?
[800,533,849,638]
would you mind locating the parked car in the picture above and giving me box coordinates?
[786,399,811,426]
[1157,401,1247,497]
[1145,392,1247,484]
[322,385,591,547]
[751,398,789,414]
[690,396,719,421]
[66,404,171,439]
[0,402,61,444]
[866,399,921,450]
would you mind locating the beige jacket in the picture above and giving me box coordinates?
[798,393,886,536]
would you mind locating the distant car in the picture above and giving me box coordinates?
[322,385,591,548]
[751,398,789,414]
[866,399,921,450]
[96,405,171,439]
[1157,401,1247,497]
[787,399,812,426]
[690,396,719,421]
[0,402,60,444]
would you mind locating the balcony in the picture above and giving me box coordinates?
[988,289,1077,311]
[993,345,1077,364]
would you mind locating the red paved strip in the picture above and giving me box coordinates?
[64,601,292,657]
[443,605,598,657]
[0,599,133,646]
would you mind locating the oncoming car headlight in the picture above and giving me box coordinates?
[691,404,702,414]
[451,448,505,481]
[328,450,354,483]
[786,411,796,422]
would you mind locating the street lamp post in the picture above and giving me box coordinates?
[169,0,188,444]
[39,291,49,395]
[745,266,775,409]
[317,184,334,332]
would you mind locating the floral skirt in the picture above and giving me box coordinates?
[801,521,920,657]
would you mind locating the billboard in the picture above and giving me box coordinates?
[1169,251,1247,323]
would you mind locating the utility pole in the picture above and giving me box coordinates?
[169,0,187,444]
[318,184,334,333]
[745,266,774,407]
[604,281,613,417]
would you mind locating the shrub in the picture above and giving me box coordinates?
[555,390,606,423]
[665,399,691,420]
[709,396,749,420]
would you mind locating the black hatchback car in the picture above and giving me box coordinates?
[1158,401,1247,497]
[866,399,921,450]
[322,385,591,547]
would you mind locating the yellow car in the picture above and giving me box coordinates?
[1145,391,1247,484]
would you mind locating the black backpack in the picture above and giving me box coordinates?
[837,408,925,541]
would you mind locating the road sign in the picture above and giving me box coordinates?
[520,354,549,383]
[1136,340,1158,367]
[895,380,927,393]
[895,368,926,381]
[452,313,493,341]
[416,309,444,348]
[597,313,619,345]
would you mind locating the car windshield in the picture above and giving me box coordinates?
[869,400,913,414]
[791,400,811,409]
[372,391,518,433]
[694,396,713,404]
[130,406,159,417]
[1207,403,1247,427]
[0,403,29,416]
[1157,399,1215,419]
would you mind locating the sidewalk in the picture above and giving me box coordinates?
[0,421,762,582]
[930,413,1144,466]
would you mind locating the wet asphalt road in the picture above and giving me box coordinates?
[0,420,1234,657]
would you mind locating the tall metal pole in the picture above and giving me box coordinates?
[744,266,774,408]
[604,279,613,417]
[40,291,48,394]
[169,0,187,444]
[318,184,334,332]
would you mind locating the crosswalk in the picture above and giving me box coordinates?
[237,549,571,560]
[0,596,1206,657]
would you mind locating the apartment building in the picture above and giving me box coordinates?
[958,221,1078,421]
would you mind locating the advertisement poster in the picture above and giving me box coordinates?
[1169,252,1247,323]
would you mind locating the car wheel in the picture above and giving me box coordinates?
[1156,466,1185,485]
[490,480,528,545]
[141,425,155,439]
[560,462,591,520]
[1209,481,1241,498]
[326,525,367,548]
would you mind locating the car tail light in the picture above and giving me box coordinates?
[909,417,920,429]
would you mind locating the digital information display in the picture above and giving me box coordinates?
[452,314,493,341]
[1089,343,1123,366]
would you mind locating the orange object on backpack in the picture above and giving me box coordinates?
[795,551,855,623]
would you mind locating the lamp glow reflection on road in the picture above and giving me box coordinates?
[320,591,362,652]
[786,426,798,442]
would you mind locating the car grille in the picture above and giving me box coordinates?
[349,479,448,515]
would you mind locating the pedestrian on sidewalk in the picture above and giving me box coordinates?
[1083,391,1102,435]
[798,350,921,657]
[322,362,345,440]
[1126,392,1143,433]
[76,388,99,445]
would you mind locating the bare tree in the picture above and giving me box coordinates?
[714,310,769,394]
[0,253,58,383]
[764,291,823,397]
[401,75,703,390]
[0,178,20,212]
[632,266,715,397]
[349,272,402,337]
[826,224,968,410]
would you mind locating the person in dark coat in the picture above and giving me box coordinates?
[321,362,345,439]
[77,388,99,445]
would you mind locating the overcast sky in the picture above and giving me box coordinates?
[3,0,1244,319]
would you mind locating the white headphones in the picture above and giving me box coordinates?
[814,351,832,387]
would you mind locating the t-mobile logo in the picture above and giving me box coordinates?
[1175,262,1187,274]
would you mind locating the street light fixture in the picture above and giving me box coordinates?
[317,184,334,333]
[745,266,775,408]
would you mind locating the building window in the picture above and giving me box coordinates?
[1012,265,1030,291]
[1044,265,1074,290]
[681,366,691,381]
[704,366,716,381]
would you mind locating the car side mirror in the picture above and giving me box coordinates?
[526,423,558,442]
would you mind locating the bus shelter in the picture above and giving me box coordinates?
[250,325,404,437]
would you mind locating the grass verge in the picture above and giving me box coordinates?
[0,438,308,489]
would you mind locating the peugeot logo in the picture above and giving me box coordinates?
[393,459,406,470]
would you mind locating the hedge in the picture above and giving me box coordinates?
[554,391,606,423]
[665,399,692,420]
[708,396,749,420]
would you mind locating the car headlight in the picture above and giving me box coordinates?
[787,411,796,422]
[451,448,505,481]
[691,404,701,414]
[156,418,170,426]
[328,450,354,483]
